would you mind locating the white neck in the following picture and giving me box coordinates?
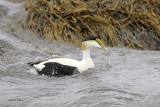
[78,49,94,72]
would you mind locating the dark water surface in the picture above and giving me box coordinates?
[0,0,160,107]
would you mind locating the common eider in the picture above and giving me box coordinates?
[28,36,108,76]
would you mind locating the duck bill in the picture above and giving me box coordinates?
[96,38,108,51]
[103,47,108,51]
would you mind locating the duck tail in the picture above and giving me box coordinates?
[27,60,45,66]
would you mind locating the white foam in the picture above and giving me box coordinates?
[28,69,38,75]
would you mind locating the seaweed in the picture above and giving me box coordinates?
[24,0,160,50]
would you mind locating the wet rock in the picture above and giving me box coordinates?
[0,39,15,50]
[7,0,26,3]
[0,5,8,21]
[0,47,5,55]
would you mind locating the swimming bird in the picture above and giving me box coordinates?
[28,36,108,76]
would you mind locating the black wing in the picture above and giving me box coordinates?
[38,62,80,76]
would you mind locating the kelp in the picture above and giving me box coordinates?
[24,0,160,50]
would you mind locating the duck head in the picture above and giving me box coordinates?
[82,36,108,51]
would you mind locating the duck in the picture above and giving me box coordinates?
[28,36,108,76]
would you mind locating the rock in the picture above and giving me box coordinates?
[0,46,5,55]
[0,39,15,50]
[0,5,8,21]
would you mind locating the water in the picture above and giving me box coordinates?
[0,0,160,107]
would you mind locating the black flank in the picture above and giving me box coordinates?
[38,62,80,76]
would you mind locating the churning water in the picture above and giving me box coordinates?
[0,0,160,107]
